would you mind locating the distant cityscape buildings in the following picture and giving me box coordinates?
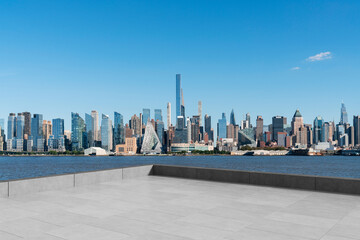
[0,74,359,154]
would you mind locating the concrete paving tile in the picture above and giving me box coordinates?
[86,215,160,236]
[117,208,182,224]
[203,206,267,223]
[121,229,193,240]
[48,223,129,240]
[224,227,311,240]
[177,212,249,232]
[0,230,23,240]
[247,218,330,239]
[0,206,39,223]
[265,212,338,228]
[152,221,232,240]
[320,234,360,240]
[0,217,60,238]
[327,224,360,239]
[31,210,99,227]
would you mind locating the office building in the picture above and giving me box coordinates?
[22,112,31,138]
[90,110,99,141]
[176,74,182,118]
[230,109,236,126]
[167,102,171,128]
[154,109,162,122]
[217,113,227,140]
[142,108,150,125]
[198,101,202,126]
[313,116,323,144]
[130,114,142,136]
[31,114,43,150]
[340,103,348,124]
[7,113,16,140]
[204,114,213,142]
[16,113,25,139]
[101,114,113,152]
[255,116,263,142]
[272,116,287,141]
[71,112,86,151]
[114,112,124,146]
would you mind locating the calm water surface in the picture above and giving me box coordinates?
[0,155,360,180]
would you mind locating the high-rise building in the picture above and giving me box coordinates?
[155,121,164,145]
[340,103,348,124]
[167,102,171,129]
[114,112,124,146]
[52,118,64,138]
[31,114,43,149]
[141,121,162,154]
[85,113,93,147]
[230,109,236,126]
[22,112,31,138]
[7,113,16,140]
[130,114,142,136]
[204,114,213,142]
[176,74,182,118]
[255,116,263,141]
[313,116,323,144]
[154,109,162,122]
[217,113,227,140]
[190,115,200,143]
[321,122,330,142]
[354,116,360,146]
[142,108,150,125]
[71,112,86,151]
[101,114,113,152]
[272,116,287,141]
[198,101,202,126]
[246,113,251,128]
[16,113,25,139]
[291,109,304,140]
[90,110,99,141]
[42,120,52,146]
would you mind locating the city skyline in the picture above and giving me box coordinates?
[1,1,360,128]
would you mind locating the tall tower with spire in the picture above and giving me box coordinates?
[340,102,348,124]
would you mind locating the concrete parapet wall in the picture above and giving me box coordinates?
[74,169,123,186]
[152,165,360,195]
[1,165,154,198]
[9,174,74,197]
[123,165,153,179]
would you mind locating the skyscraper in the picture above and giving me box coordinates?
[7,113,16,140]
[71,112,86,151]
[340,102,348,124]
[16,113,25,139]
[291,109,304,137]
[198,101,202,126]
[204,114,213,141]
[101,114,113,151]
[90,110,99,141]
[255,116,263,141]
[85,113,93,146]
[272,116,287,141]
[114,112,124,146]
[246,113,251,127]
[313,116,323,144]
[130,114,141,136]
[176,74,182,118]
[31,114,43,149]
[230,109,236,126]
[217,113,227,140]
[52,118,64,139]
[167,102,171,129]
[155,121,164,145]
[321,122,330,142]
[22,112,31,138]
[353,116,360,146]
[154,109,162,122]
[142,108,150,125]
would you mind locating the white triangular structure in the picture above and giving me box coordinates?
[141,121,162,154]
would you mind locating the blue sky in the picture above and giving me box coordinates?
[1,0,360,130]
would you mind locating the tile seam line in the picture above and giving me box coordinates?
[245,225,316,240]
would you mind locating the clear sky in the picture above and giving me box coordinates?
[1,0,360,130]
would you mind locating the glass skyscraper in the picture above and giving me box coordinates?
[71,112,86,151]
[16,114,25,139]
[154,109,162,122]
[142,108,150,125]
[85,113,93,146]
[176,74,182,118]
[31,114,43,149]
[217,113,227,140]
[7,113,16,140]
[52,118,64,139]
[230,109,236,125]
[101,114,113,151]
[114,112,124,146]
[313,116,323,144]
[340,103,348,124]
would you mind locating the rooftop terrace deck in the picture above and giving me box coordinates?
[0,169,360,240]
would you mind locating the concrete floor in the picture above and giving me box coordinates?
[0,176,359,240]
